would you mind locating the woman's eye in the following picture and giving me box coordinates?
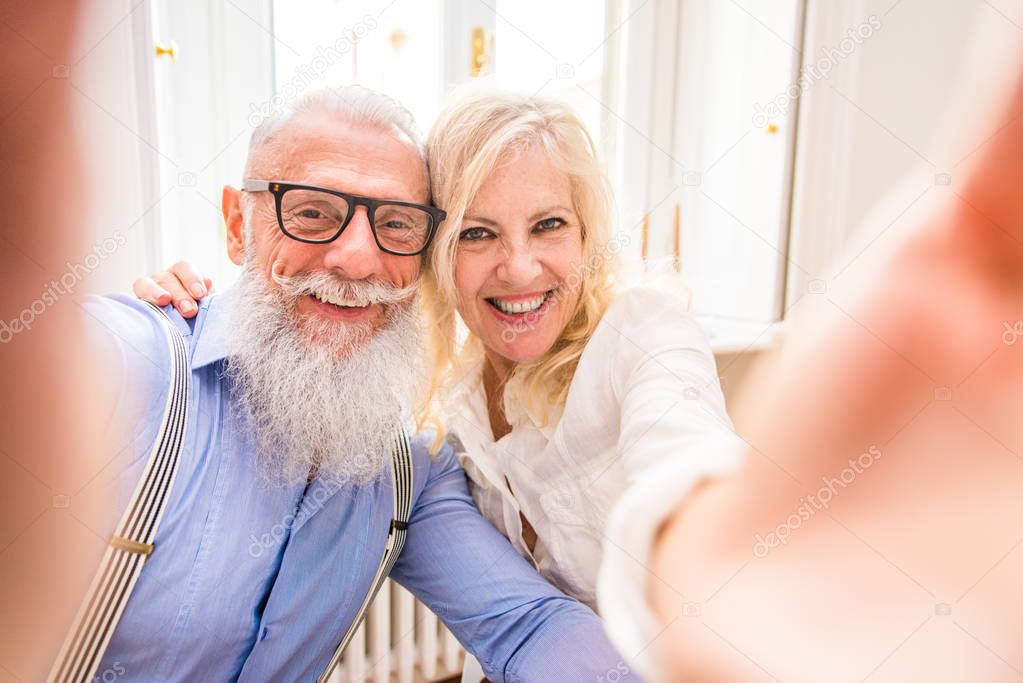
[535,217,565,232]
[459,226,493,241]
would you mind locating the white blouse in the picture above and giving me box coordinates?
[443,287,745,611]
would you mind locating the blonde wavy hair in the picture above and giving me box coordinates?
[421,84,621,434]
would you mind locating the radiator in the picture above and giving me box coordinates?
[332,579,465,683]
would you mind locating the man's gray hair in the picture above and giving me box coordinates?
[247,85,424,168]
[241,85,424,226]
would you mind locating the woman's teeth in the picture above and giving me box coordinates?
[311,291,369,308]
[488,291,552,315]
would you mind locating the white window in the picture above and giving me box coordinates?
[148,0,274,289]
[271,0,445,133]
[271,0,613,152]
[613,0,804,349]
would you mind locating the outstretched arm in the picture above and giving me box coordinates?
[390,442,640,683]
[0,2,116,677]
[642,38,1023,683]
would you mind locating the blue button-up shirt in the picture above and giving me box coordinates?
[82,289,636,682]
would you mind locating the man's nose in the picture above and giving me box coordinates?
[321,207,384,280]
[496,240,544,285]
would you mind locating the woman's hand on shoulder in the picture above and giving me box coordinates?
[132,260,212,318]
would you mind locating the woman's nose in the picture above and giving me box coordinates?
[496,240,544,285]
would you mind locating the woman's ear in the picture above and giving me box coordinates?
[222,185,245,265]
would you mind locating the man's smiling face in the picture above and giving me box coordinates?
[224,109,429,346]
[220,106,432,485]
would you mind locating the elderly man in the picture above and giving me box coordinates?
[63,87,635,682]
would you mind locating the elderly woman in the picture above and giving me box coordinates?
[419,85,743,608]
[135,84,744,675]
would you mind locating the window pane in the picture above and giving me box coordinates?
[676,0,801,323]
[272,1,610,148]
[271,0,443,135]
[494,0,608,143]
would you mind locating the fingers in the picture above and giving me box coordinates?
[159,269,201,318]
[132,276,171,307]
[134,270,199,318]
[169,261,209,300]
[133,262,211,318]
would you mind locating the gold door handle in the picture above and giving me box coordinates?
[672,203,681,272]
[155,40,178,63]
[471,26,493,78]
[641,213,650,263]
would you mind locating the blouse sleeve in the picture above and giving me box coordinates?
[607,287,740,480]
[597,288,747,679]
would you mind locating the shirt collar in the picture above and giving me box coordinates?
[442,357,561,441]
[190,285,237,370]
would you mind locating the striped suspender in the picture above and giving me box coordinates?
[49,300,410,682]
[49,304,189,683]
[317,430,414,683]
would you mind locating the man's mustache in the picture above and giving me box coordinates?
[271,270,419,306]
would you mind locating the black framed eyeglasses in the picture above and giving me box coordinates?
[242,179,445,256]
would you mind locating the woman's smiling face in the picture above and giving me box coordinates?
[453,146,584,370]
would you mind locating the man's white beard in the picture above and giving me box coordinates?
[225,259,425,487]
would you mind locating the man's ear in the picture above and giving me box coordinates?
[223,185,245,265]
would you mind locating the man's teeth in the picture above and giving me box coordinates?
[311,291,370,308]
[490,292,549,315]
